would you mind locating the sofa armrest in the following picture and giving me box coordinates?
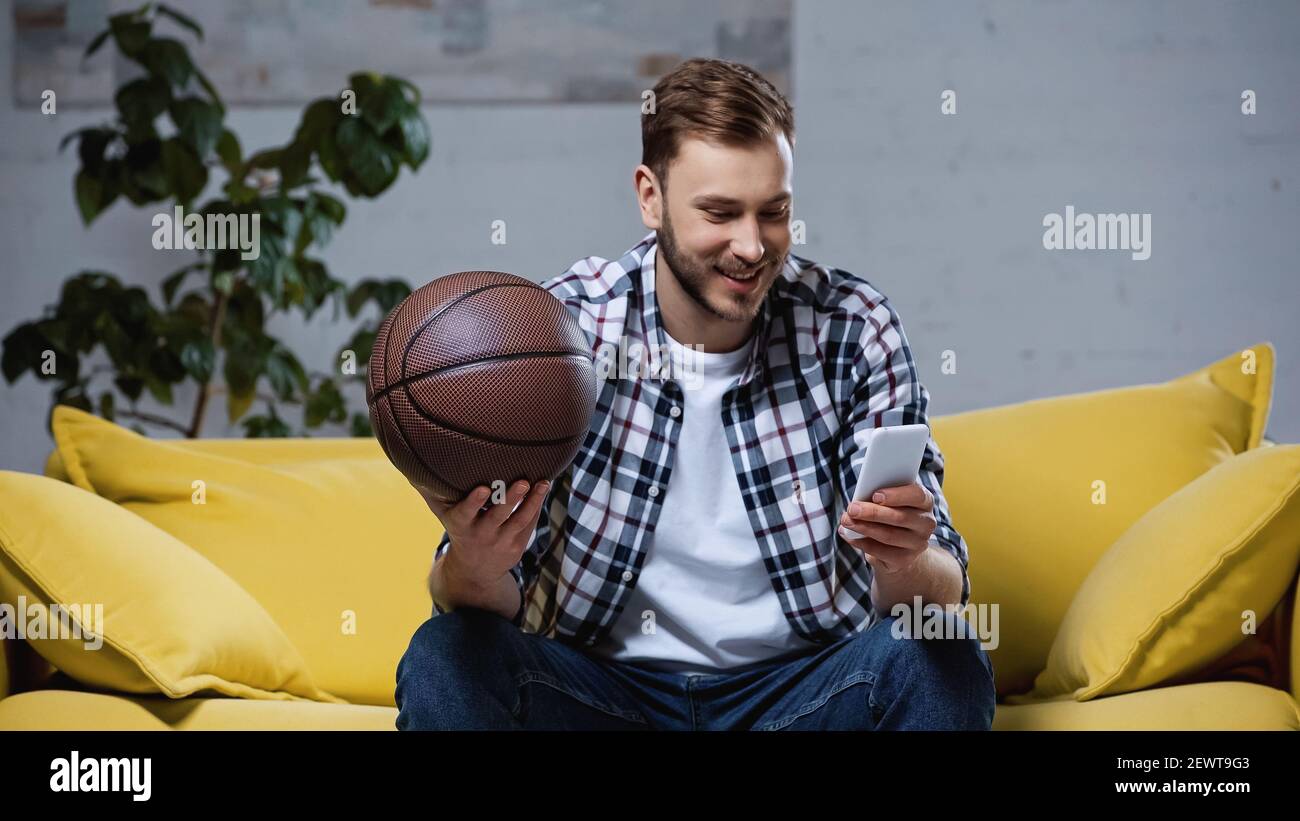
[1291,569,1300,705]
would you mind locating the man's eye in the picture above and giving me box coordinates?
[702,208,787,220]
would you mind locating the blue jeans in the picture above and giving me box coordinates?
[395,606,996,731]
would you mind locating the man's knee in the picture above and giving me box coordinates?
[874,611,990,672]
[865,611,996,728]
[394,607,520,730]
[411,605,516,654]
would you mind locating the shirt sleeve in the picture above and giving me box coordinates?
[837,297,971,609]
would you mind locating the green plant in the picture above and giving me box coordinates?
[2,2,427,438]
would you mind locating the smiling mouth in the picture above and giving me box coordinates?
[714,264,760,281]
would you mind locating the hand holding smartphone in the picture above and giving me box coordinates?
[841,423,929,539]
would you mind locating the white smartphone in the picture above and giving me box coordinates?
[841,423,930,539]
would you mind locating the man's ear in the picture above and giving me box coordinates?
[634,164,663,230]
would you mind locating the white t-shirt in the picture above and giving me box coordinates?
[589,330,822,675]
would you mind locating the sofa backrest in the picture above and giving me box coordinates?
[33,339,1292,702]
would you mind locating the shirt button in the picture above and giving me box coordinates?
[648,486,660,497]
[621,570,634,582]
[669,405,681,418]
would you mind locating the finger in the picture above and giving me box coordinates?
[845,536,916,566]
[442,485,490,527]
[842,507,934,537]
[838,520,927,550]
[484,480,530,528]
[420,492,451,518]
[417,483,461,517]
[845,501,910,527]
[871,482,932,510]
[504,480,550,537]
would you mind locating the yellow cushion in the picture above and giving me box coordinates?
[1007,445,1300,702]
[0,471,337,703]
[44,433,384,481]
[50,405,444,707]
[931,343,1274,695]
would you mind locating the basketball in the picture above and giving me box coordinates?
[366,270,597,503]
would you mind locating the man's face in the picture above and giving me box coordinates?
[654,134,793,323]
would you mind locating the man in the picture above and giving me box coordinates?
[395,58,995,731]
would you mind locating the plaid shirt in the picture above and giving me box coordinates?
[433,231,970,649]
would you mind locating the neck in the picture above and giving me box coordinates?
[654,250,755,353]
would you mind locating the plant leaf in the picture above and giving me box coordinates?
[54,381,94,414]
[223,344,260,423]
[108,13,150,56]
[378,279,412,312]
[216,129,242,171]
[265,344,308,400]
[345,280,375,318]
[313,192,346,223]
[170,97,223,158]
[113,375,145,402]
[279,141,312,189]
[242,412,291,438]
[142,38,195,90]
[122,138,168,200]
[227,388,254,423]
[98,391,116,421]
[74,171,104,224]
[84,28,111,59]
[1,322,46,382]
[115,77,171,127]
[294,98,339,147]
[143,373,173,404]
[246,148,284,170]
[317,122,342,181]
[155,4,203,41]
[179,337,215,382]
[304,378,346,427]
[193,70,224,112]
[361,80,406,134]
[160,138,207,203]
[350,412,372,438]
[337,119,398,196]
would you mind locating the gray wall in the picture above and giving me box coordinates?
[1,0,1297,474]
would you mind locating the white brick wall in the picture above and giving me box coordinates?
[0,0,1295,472]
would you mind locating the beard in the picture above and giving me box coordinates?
[656,206,785,324]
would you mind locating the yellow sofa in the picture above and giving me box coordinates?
[1,342,1296,730]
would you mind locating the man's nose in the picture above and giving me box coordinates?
[729,217,765,265]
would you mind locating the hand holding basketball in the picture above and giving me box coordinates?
[418,480,550,590]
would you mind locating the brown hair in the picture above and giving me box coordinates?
[641,58,794,190]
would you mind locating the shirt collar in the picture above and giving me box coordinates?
[633,231,790,388]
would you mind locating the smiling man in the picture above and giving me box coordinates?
[396,58,996,731]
